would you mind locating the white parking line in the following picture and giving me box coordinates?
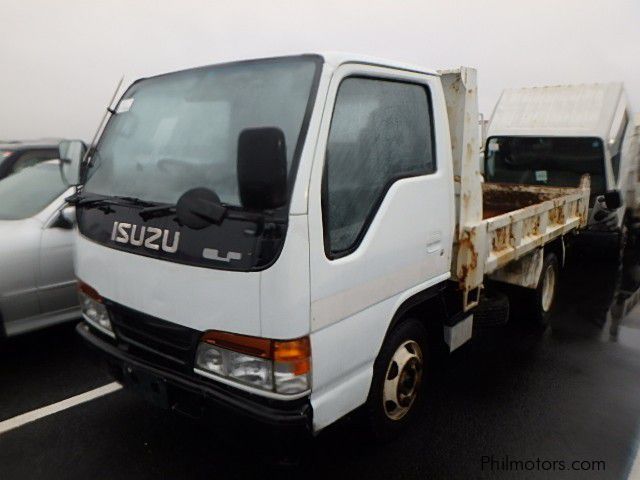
[0,382,122,435]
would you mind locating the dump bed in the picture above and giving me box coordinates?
[440,68,590,310]
[455,179,589,309]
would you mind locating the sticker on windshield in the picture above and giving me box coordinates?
[535,170,548,182]
[488,142,500,152]
[116,97,134,113]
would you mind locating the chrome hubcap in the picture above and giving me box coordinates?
[541,264,556,312]
[383,340,423,420]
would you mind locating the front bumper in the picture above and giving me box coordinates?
[76,322,312,431]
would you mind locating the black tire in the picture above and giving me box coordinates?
[364,318,429,441]
[526,252,559,326]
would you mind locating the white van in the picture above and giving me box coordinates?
[486,83,640,257]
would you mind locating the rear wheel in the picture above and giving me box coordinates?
[527,252,559,326]
[364,319,428,441]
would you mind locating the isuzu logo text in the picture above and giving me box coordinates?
[111,221,180,253]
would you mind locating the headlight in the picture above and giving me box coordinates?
[194,331,311,396]
[78,281,114,338]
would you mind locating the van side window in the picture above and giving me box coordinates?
[610,115,628,185]
[611,151,621,185]
[322,77,435,257]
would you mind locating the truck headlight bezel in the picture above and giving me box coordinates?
[194,330,311,397]
[78,280,115,338]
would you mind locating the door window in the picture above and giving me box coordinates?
[322,77,435,257]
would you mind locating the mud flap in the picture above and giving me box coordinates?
[444,314,474,352]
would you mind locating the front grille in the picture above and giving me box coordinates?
[106,300,200,370]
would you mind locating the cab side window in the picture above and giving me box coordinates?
[12,149,59,174]
[322,77,435,257]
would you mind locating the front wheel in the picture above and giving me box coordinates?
[364,319,428,441]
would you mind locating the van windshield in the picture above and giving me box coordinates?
[484,136,606,205]
[83,56,320,207]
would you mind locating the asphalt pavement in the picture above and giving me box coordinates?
[2,252,640,479]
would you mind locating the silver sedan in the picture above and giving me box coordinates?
[0,161,78,337]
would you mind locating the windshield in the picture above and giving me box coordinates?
[83,56,320,207]
[484,136,606,205]
[0,162,67,220]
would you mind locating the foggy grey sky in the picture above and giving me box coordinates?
[2,0,640,141]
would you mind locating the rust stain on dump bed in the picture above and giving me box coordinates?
[548,205,565,225]
[531,215,541,235]
[457,229,478,287]
[492,226,510,252]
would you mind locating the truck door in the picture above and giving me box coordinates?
[306,63,454,428]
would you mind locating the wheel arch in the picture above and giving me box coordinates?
[380,282,450,360]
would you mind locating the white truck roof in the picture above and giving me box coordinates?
[319,51,439,76]
[488,83,625,140]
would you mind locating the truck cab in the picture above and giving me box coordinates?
[71,53,589,439]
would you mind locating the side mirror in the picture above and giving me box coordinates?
[237,127,287,210]
[604,190,622,210]
[58,139,86,186]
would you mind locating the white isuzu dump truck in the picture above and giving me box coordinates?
[63,53,589,440]
[485,83,640,258]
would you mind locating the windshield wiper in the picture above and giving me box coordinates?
[66,193,115,208]
[139,202,289,225]
[139,204,176,220]
[67,193,158,211]
[139,200,227,223]
[113,196,156,208]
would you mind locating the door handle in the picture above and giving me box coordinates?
[427,233,442,254]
